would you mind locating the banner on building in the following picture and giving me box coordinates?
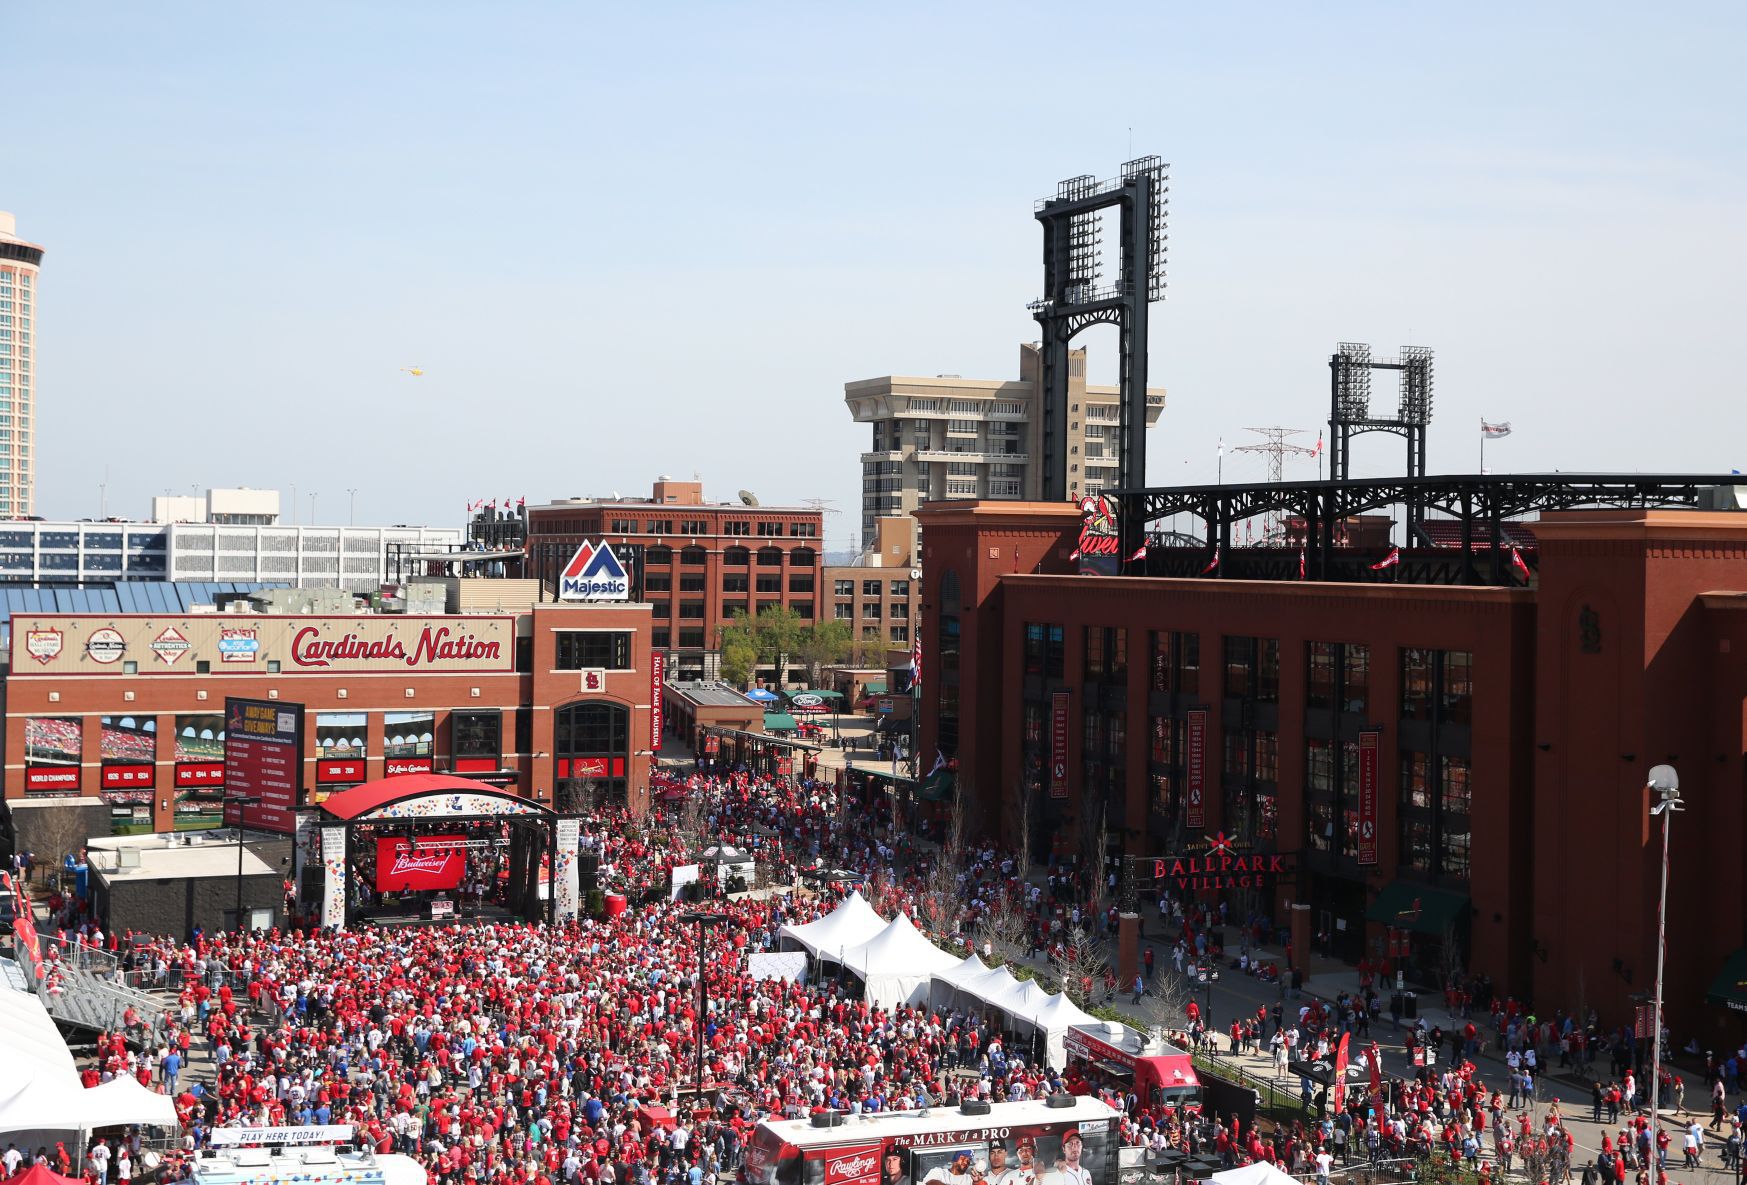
[375,835,467,892]
[1049,691,1071,799]
[223,697,304,834]
[651,651,665,747]
[1357,729,1380,866]
[1332,1032,1351,1112]
[1185,709,1208,827]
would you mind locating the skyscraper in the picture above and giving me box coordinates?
[0,213,42,518]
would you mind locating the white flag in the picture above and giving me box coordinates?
[1481,420,1512,439]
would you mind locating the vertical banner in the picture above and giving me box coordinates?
[1357,729,1380,866]
[1332,1032,1351,1112]
[319,825,348,930]
[1185,709,1207,827]
[1049,691,1071,799]
[650,652,665,748]
[555,818,581,921]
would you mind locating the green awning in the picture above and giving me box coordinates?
[1366,881,1470,936]
[788,688,844,701]
[763,712,799,732]
[864,681,887,695]
[1706,949,1747,1013]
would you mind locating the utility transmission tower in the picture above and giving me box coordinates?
[1232,427,1315,544]
[802,498,847,553]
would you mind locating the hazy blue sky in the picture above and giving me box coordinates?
[8,2,1745,550]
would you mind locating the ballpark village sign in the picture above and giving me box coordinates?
[1126,832,1294,897]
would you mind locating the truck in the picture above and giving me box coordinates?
[1060,1022,1201,1113]
[740,1096,1122,1185]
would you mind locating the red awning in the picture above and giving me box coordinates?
[319,773,550,821]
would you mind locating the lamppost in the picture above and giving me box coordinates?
[226,795,263,932]
[1646,764,1681,1141]
[679,911,730,1098]
[1196,962,1221,1029]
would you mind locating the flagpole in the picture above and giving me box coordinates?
[1480,417,1485,475]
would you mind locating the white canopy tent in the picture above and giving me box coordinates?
[777,890,888,963]
[840,912,961,1009]
[1030,991,1100,1069]
[80,1075,179,1129]
[927,953,989,1009]
[0,986,181,1137]
[1210,1164,1301,1185]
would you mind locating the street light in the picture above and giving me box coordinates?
[1646,764,1681,1145]
[1196,962,1221,1030]
[679,911,730,1099]
[225,795,263,932]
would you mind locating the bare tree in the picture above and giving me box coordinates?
[26,800,95,888]
[1131,968,1194,1045]
[1079,795,1110,926]
[1052,925,1112,1010]
[921,780,970,943]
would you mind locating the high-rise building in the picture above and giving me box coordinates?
[844,342,1165,547]
[0,213,42,519]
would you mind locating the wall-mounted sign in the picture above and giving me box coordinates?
[85,628,127,664]
[223,697,304,834]
[1049,691,1071,799]
[1185,709,1208,828]
[1356,730,1380,866]
[559,541,630,601]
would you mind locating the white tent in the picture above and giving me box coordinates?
[1211,1164,1300,1185]
[1031,991,1100,1069]
[954,964,1021,1009]
[840,912,960,1009]
[777,890,888,962]
[928,953,988,1009]
[79,1076,179,1129]
[994,978,1051,1029]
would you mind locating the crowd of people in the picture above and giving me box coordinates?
[10,765,1747,1185]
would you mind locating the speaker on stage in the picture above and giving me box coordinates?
[579,851,599,892]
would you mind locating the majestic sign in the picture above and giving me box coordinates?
[1074,494,1121,577]
[1185,709,1208,828]
[223,697,304,834]
[651,652,665,748]
[1049,690,1071,799]
[375,835,467,892]
[1356,730,1380,866]
[10,615,514,676]
[559,541,630,601]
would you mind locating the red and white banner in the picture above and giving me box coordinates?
[101,763,155,790]
[651,652,665,747]
[24,766,79,792]
[1332,1032,1351,1112]
[560,756,625,779]
[1356,730,1380,866]
[375,835,467,892]
[174,762,225,789]
[820,1144,883,1185]
[1185,709,1208,827]
[385,757,432,777]
[1049,691,1071,799]
[454,756,498,774]
[317,757,367,784]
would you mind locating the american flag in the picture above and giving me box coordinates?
[909,629,921,690]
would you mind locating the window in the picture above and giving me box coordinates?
[555,701,629,811]
[678,628,705,648]
[651,601,671,619]
[861,625,880,641]
[724,521,751,536]
[645,519,673,534]
[722,573,749,593]
[1401,648,1434,720]
[834,579,854,596]
[679,546,707,566]
[1402,751,1433,809]
[1177,632,1199,694]
[1442,651,1473,725]
[1224,636,1253,698]
[1401,817,1434,872]
[1342,644,1370,714]
[1257,639,1280,703]
[862,602,881,619]
[890,624,908,642]
[384,710,436,761]
[451,710,502,762]
[645,546,672,565]
[644,573,671,592]
[835,603,852,620]
[1307,642,1336,709]
[756,547,783,567]
[1024,622,1066,678]
[1440,755,1471,816]
[680,520,708,535]
[861,580,880,597]
[556,631,632,670]
[756,574,781,593]
[724,546,750,565]
[788,522,817,537]
[679,601,705,619]
[756,522,783,537]
[1084,626,1106,680]
[651,629,671,649]
[609,518,636,534]
[679,573,706,592]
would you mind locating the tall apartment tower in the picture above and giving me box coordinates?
[0,213,42,518]
[844,342,1165,546]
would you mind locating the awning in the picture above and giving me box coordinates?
[863,681,887,694]
[763,712,799,732]
[1365,881,1470,936]
[1706,949,1747,1013]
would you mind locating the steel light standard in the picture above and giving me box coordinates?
[1646,764,1681,1147]
[226,795,263,931]
[679,911,729,1098]
[1196,962,1221,1029]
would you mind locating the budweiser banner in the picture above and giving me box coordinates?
[376,835,467,892]
[1074,494,1121,576]
[1185,709,1208,827]
[1049,691,1071,799]
[1357,730,1380,866]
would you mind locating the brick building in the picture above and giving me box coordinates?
[822,516,920,668]
[1,597,659,842]
[524,478,823,684]
[916,497,1747,1042]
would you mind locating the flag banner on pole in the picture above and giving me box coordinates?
[1198,546,1220,576]
[1298,547,1307,579]
[1312,431,1323,458]
[1128,540,1148,562]
[910,630,921,689]
[1370,547,1401,571]
[1510,546,1533,580]
[1481,420,1513,438]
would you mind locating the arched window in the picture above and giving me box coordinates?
[756,546,784,567]
[645,546,672,565]
[679,546,707,566]
[723,546,750,566]
[789,547,816,567]
[555,701,630,811]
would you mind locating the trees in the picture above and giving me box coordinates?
[717,606,847,689]
[1051,925,1113,1010]
[794,618,852,685]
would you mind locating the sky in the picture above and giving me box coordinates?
[6,2,1746,553]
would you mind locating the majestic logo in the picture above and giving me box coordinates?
[151,627,192,665]
[24,628,62,664]
[85,627,127,664]
[559,541,630,601]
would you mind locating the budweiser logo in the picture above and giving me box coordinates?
[391,851,455,876]
[826,1154,879,1182]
